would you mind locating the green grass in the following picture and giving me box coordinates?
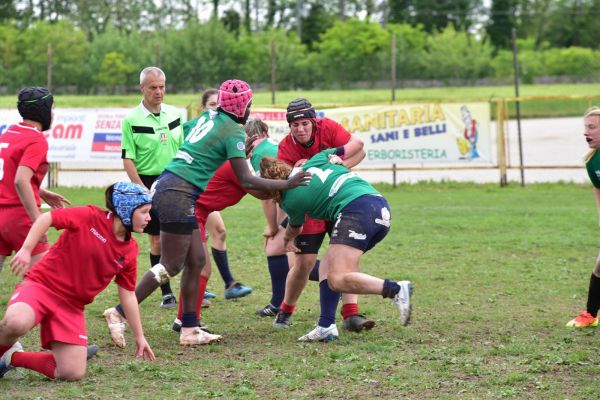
[1,182,600,399]
[2,83,600,118]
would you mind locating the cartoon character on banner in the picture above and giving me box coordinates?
[456,105,480,160]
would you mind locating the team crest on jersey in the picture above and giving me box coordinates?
[595,170,600,180]
[237,141,245,151]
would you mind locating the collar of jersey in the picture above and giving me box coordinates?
[139,101,163,118]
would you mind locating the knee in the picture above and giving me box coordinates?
[0,315,30,337]
[214,227,226,242]
[327,274,344,292]
[56,366,86,381]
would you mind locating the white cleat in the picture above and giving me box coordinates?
[393,280,413,326]
[0,341,23,378]
[180,327,222,345]
[298,324,339,342]
[103,307,127,348]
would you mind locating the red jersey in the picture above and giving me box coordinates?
[277,118,350,166]
[0,123,48,207]
[195,161,248,226]
[25,206,138,309]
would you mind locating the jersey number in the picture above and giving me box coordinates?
[187,116,214,144]
[0,143,8,181]
[306,166,357,197]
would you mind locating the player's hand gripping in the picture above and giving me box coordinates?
[285,169,312,189]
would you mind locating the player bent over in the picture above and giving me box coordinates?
[0,182,155,381]
[103,80,311,347]
[260,147,413,341]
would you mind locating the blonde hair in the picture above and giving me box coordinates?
[584,107,600,162]
[259,157,292,203]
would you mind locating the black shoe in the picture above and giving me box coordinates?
[86,344,99,360]
[273,311,292,329]
[342,314,375,333]
[160,294,177,309]
[255,304,279,317]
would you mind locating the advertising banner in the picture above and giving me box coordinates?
[0,108,187,162]
[252,102,492,165]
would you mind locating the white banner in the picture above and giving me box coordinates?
[252,102,492,165]
[0,108,187,162]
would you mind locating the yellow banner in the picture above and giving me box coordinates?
[251,102,492,165]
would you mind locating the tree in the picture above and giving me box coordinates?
[388,0,412,24]
[300,4,334,50]
[486,0,517,50]
[96,52,136,93]
[386,23,427,80]
[407,0,483,32]
[0,0,17,23]
[222,9,242,37]
[315,19,389,86]
[421,25,493,80]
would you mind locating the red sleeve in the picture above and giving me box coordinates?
[114,239,138,291]
[277,135,296,166]
[50,206,95,231]
[321,118,351,148]
[19,139,48,171]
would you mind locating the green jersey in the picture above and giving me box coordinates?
[281,149,379,226]
[250,138,279,174]
[166,110,246,190]
[121,102,183,176]
[586,150,600,188]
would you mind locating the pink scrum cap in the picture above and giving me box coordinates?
[217,79,253,119]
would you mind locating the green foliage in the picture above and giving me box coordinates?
[544,47,600,77]
[316,19,389,86]
[486,0,517,50]
[386,23,428,80]
[95,52,137,93]
[12,20,89,90]
[421,25,493,81]
[0,24,19,88]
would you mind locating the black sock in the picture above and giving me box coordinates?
[308,260,320,282]
[152,254,172,296]
[181,312,198,328]
[381,279,400,299]
[212,247,235,288]
[587,273,600,317]
[267,255,288,308]
[115,304,126,318]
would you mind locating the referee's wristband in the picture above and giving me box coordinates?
[334,146,345,158]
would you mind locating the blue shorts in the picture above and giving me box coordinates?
[153,171,202,234]
[330,195,391,253]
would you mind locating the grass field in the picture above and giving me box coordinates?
[1,182,599,399]
[2,83,600,118]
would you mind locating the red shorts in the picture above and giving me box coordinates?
[302,215,327,235]
[8,280,87,349]
[0,207,49,256]
[194,208,209,243]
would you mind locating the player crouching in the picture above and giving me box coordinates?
[0,182,155,381]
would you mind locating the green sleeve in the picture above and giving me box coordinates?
[121,118,136,160]
[225,129,246,159]
[282,197,306,226]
